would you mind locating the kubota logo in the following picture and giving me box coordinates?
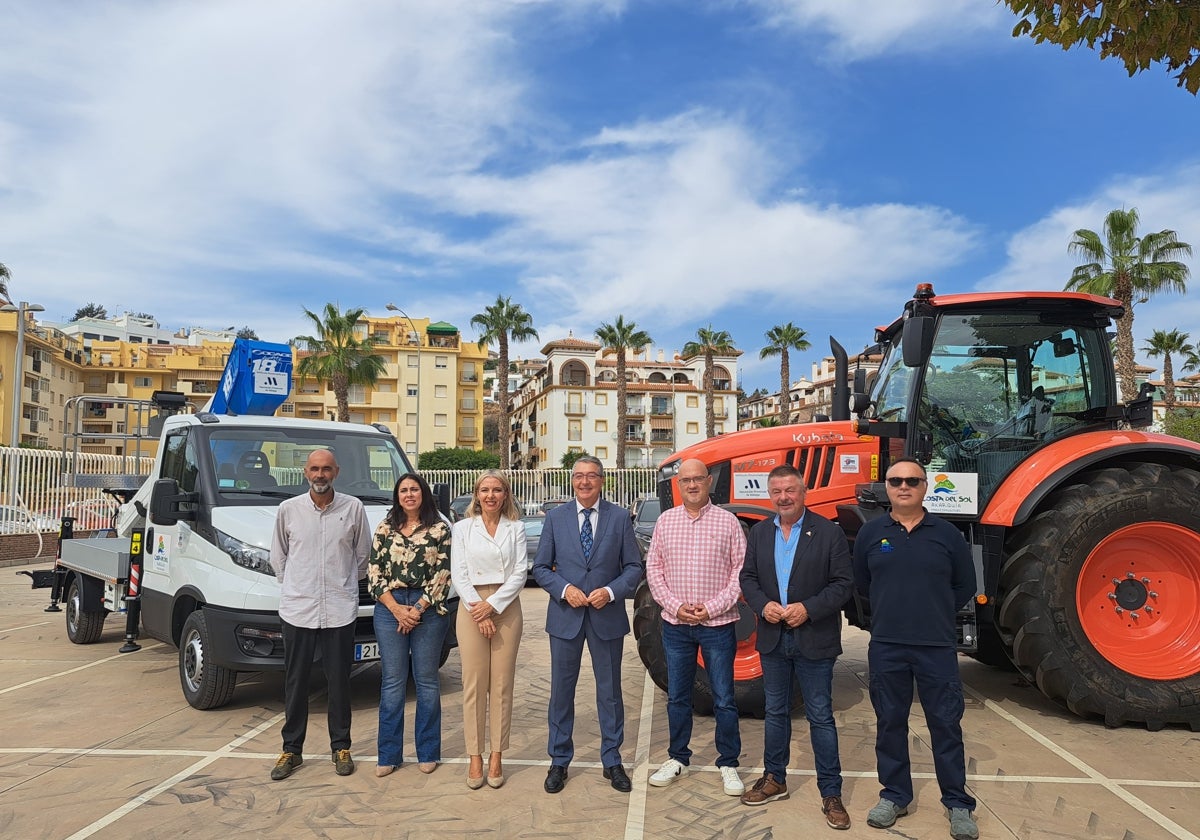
[931,473,956,494]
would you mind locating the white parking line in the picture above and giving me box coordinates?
[624,667,657,840]
[0,621,49,633]
[967,684,1200,840]
[0,643,164,696]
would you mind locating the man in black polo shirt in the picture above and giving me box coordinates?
[853,458,979,840]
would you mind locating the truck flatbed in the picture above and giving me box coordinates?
[58,538,130,584]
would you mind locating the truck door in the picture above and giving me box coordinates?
[143,427,201,620]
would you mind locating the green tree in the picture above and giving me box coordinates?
[71,302,108,322]
[682,326,738,438]
[595,315,652,469]
[1144,329,1196,411]
[1165,408,1200,443]
[0,262,9,303]
[417,447,501,470]
[472,296,538,469]
[759,322,811,426]
[1066,207,1192,403]
[560,449,590,470]
[235,326,259,340]
[757,416,781,428]
[293,303,386,423]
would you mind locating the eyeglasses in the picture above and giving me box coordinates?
[886,476,926,488]
[572,472,603,481]
[678,476,709,485]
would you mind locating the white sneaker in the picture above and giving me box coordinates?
[720,766,744,796]
[648,759,688,787]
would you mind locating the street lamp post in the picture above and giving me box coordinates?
[386,303,421,462]
[1,300,45,514]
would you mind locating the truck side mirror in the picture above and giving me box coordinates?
[902,316,934,367]
[149,478,197,526]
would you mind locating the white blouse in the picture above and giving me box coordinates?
[450,516,528,614]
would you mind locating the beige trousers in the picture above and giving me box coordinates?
[458,584,524,754]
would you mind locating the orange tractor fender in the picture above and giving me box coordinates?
[981,430,1200,528]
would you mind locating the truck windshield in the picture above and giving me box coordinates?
[208,428,409,503]
[916,310,1113,503]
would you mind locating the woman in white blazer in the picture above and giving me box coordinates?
[451,469,528,789]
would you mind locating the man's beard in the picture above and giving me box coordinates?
[310,480,333,494]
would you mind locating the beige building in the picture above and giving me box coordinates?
[738,352,882,430]
[1,311,487,458]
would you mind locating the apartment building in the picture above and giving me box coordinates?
[737,352,882,430]
[0,309,87,448]
[508,337,740,468]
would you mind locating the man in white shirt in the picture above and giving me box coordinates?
[268,449,371,780]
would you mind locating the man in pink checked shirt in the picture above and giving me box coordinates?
[645,458,747,797]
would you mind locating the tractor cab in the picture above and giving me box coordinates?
[858,284,1136,512]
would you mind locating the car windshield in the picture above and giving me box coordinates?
[523,518,544,536]
[635,499,660,523]
[207,427,408,504]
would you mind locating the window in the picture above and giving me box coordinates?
[159,430,199,493]
[280,404,294,414]
[687,422,699,434]
[406,413,417,427]
[407,354,418,368]
[407,385,418,397]
[348,384,366,403]
[376,411,393,422]
[434,442,447,449]
[461,362,477,382]
[595,420,608,432]
[435,414,447,427]
[595,393,608,405]
[568,419,582,441]
[435,355,448,369]
[596,446,608,459]
[687,395,699,408]
[715,423,724,434]
[434,384,447,398]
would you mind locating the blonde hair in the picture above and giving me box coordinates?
[467,469,522,520]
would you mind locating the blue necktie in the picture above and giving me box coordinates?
[580,508,594,559]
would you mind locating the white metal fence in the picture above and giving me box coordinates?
[0,446,659,532]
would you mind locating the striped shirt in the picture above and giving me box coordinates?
[646,501,746,626]
[270,491,372,629]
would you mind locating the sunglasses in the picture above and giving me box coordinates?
[886,476,926,488]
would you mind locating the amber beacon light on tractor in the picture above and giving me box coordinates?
[635,283,1200,730]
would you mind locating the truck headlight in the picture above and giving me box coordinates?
[216,529,274,577]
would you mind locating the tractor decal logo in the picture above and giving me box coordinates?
[931,473,956,494]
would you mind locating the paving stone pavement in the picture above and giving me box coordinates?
[2,561,1199,839]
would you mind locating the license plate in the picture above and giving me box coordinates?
[354,642,380,662]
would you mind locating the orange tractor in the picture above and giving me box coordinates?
[634,283,1200,729]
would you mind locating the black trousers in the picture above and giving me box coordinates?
[281,619,356,754]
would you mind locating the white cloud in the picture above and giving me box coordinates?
[738,0,1009,60]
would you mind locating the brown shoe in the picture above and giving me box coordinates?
[740,774,788,806]
[270,752,302,781]
[333,749,355,776]
[822,795,851,830]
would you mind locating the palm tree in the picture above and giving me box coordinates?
[682,325,738,438]
[1066,207,1192,402]
[0,262,10,303]
[1144,329,1195,410]
[293,303,386,423]
[472,296,538,469]
[596,315,653,468]
[759,322,811,425]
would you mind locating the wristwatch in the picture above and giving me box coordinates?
[415,600,427,614]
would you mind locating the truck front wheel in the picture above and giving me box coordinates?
[997,464,1200,730]
[65,577,106,644]
[179,611,239,710]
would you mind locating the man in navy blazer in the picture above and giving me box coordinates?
[533,455,644,794]
[739,464,854,830]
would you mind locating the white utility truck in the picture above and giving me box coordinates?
[29,340,453,709]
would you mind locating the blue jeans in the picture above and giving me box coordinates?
[868,641,975,811]
[761,632,842,796]
[374,594,449,766]
[662,621,740,766]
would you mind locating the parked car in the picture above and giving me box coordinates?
[449,494,473,522]
[521,515,544,582]
[540,498,571,514]
[630,496,661,555]
[0,505,59,534]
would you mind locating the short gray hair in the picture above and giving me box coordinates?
[573,455,604,477]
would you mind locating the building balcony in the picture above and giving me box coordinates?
[565,404,586,416]
[458,427,478,441]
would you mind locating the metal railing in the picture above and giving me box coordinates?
[418,468,657,511]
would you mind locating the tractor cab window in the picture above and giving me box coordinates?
[916,312,1113,504]
[870,343,915,423]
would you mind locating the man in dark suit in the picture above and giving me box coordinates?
[533,455,644,794]
[739,464,854,830]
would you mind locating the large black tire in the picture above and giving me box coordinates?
[179,611,239,710]
[966,620,1015,670]
[996,464,1200,730]
[65,577,106,644]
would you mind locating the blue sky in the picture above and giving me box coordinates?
[3,0,1199,391]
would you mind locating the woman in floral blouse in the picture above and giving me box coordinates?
[369,473,452,777]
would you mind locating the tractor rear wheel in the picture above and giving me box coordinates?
[996,463,1200,730]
